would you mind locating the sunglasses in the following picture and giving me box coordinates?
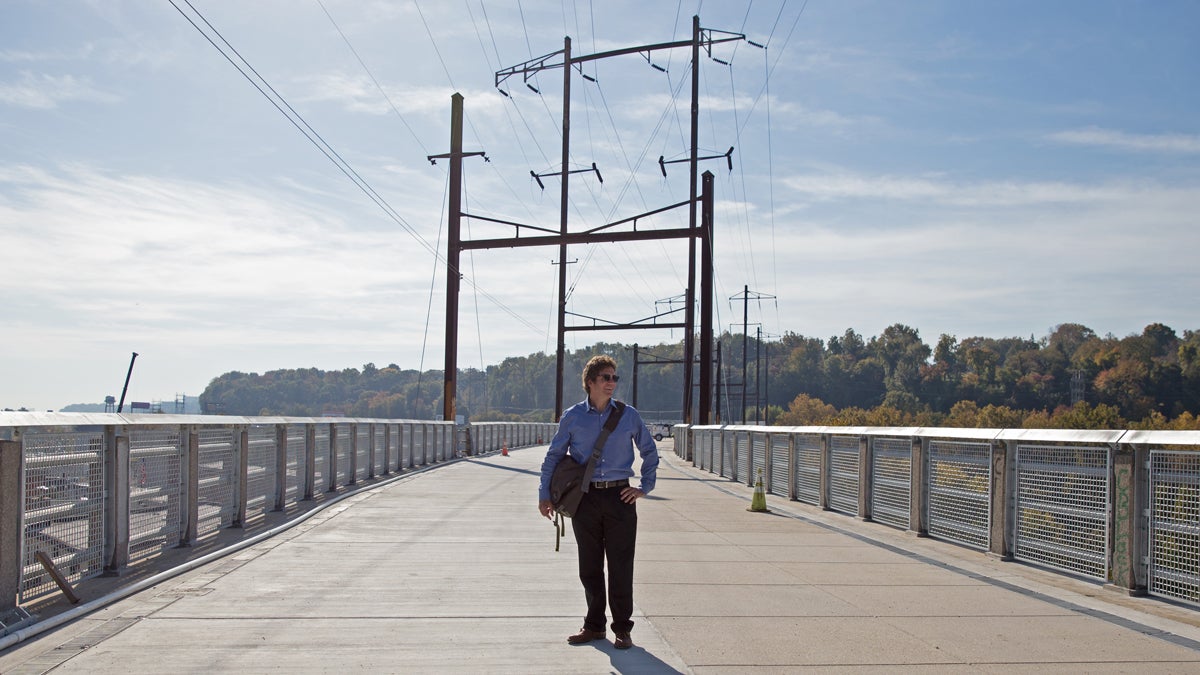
[597,373,620,383]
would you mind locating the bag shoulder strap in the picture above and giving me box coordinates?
[581,400,626,492]
[591,400,626,457]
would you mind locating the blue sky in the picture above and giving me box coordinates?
[2,0,1198,412]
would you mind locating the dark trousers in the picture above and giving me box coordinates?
[571,485,638,633]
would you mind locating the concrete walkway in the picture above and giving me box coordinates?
[3,442,1200,673]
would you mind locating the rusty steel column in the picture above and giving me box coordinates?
[443,92,465,424]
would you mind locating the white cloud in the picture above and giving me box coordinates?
[1048,127,1200,154]
[0,71,120,109]
[292,72,508,119]
[779,168,1198,209]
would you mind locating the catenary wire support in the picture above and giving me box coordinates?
[660,147,734,176]
[475,17,743,424]
[531,163,603,190]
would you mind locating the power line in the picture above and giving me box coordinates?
[169,0,544,337]
[316,0,431,157]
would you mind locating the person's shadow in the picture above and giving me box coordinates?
[580,641,685,674]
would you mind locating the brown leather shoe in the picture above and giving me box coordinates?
[567,628,606,644]
[613,632,633,650]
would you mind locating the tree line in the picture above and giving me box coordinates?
[199,322,1200,430]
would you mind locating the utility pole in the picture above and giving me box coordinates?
[729,286,775,423]
[484,18,744,423]
[631,343,639,408]
[555,36,573,425]
[714,341,722,423]
[759,330,780,424]
[427,93,486,424]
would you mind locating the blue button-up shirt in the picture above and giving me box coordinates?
[538,398,659,501]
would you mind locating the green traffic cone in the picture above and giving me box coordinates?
[748,468,769,513]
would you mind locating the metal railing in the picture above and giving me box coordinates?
[0,413,556,619]
[673,424,1200,609]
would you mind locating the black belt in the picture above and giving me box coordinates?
[590,479,629,489]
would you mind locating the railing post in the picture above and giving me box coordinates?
[369,423,378,478]
[0,439,22,613]
[182,427,199,547]
[988,439,1014,560]
[910,436,929,535]
[787,432,798,501]
[819,434,831,511]
[233,426,248,528]
[274,425,288,512]
[1108,441,1147,595]
[764,432,773,492]
[859,435,872,521]
[303,424,316,501]
[327,424,339,492]
[382,424,391,475]
[348,423,358,486]
[104,427,130,574]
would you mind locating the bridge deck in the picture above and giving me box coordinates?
[3,443,1200,673]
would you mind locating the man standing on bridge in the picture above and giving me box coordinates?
[538,354,659,650]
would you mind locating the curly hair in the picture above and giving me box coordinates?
[582,354,618,394]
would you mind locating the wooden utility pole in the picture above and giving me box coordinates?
[428,93,485,424]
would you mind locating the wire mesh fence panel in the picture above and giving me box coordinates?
[1148,450,1200,607]
[795,434,822,506]
[736,432,750,484]
[928,440,992,551]
[285,425,305,505]
[128,429,182,563]
[769,433,790,497]
[870,438,911,530]
[416,426,428,466]
[389,425,401,471]
[374,426,386,474]
[721,434,733,479]
[402,425,413,469]
[334,424,351,486]
[245,425,277,524]
[20,431,107,602]
[197,428,236,539]
[751,433,768,488]
[314,426,329,493]
[829,435,860,516]
[696,431,708,471]
[356,425,370,481]
[1014,444,1109,580]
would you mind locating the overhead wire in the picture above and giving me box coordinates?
[417,178,450,377]
[169,0,543,337]
[316,0,431,158]
[413,0,458,89]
